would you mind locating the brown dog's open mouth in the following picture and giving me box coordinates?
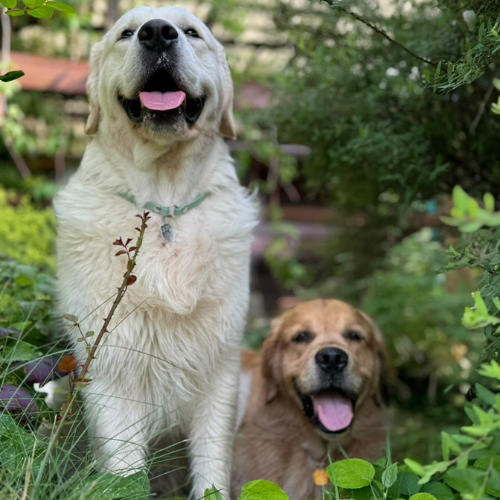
[118,69,206,126]
[295,383,356,434]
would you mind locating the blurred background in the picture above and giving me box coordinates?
[1,0,500,463]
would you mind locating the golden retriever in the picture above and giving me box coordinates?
[231,300,387,499]
[55,7,257,497]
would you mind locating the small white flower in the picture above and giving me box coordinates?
[462,10,477,31]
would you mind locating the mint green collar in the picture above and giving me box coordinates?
[119,191,211,218]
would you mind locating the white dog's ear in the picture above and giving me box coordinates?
[219,53,237,140]
[85,41,105,136]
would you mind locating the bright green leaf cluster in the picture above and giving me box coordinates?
[441,186,500,232]
[0,0,76,18]
[462,291,500,330]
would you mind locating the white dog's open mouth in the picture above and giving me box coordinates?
[119,69,205,127]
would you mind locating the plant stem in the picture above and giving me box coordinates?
[78,220,147,385]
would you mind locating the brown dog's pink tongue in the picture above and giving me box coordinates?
[139,91,186,111]
[313,393,353,432]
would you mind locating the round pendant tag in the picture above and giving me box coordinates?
[161,223,176,242]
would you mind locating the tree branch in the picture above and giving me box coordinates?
[322,1,437,67]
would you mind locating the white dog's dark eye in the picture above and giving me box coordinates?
[292,331,313,344]
[120,29,135,40]
[185,28,199,38]
[344,330,363,342]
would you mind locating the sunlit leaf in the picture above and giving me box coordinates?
[46,0,75,12]
[27,5,53,18]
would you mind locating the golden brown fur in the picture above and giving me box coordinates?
[231,300,387,500]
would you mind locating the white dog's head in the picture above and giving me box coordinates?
[85,6,236,141]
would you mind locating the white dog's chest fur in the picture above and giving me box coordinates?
[55,142,257,431]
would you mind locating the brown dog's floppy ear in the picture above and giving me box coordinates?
[361,311,386,367]
[262,316,283,404]
[361,311,387,407]
[219,51,237,140]
[85,41,105,136]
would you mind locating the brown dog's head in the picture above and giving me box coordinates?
[262,299,385,437]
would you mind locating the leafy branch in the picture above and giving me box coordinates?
[1,0,75,19]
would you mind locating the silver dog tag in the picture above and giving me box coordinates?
[161,223,176,242]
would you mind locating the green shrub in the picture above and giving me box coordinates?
[0,187,56,270]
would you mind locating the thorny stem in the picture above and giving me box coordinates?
[32,211,150,494]
[78,224,147,385]
[322,1,437,67]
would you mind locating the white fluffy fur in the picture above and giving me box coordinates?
[54,7,257,498]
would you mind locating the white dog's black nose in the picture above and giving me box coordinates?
[315,348,348,373]
[138,19,178,51]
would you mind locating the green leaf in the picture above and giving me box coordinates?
[441,431,461,461]
[382,463,398,488]
[27,5,53,18]
[22,0,44,7]
[460,220,484,232]
[409,494,438,500]
[474,456,500,471]
[10,321,32,332]
[398,472,422,496]
[0,0,16,7]
[404,459,426,477]
[484,192,495,212]
[475,383,497,406]
[46,1,75,12]
[444,468,485,493]
[327,459,375,489]
[0,340,38,362]
[421,482,454,500]
[453,186,469,212]
[5,9,24,15]
[486,467,500,497]
[14,275,33,287]
[0,70,24,82]
[238,480,289,500]
[478,361,500,380]
[205,486,224,500]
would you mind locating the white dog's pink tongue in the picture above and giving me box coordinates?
[139,91,186,111]
[313,393,353,432]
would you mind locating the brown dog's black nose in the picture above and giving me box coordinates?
[138,19,178,51]
[315,348,348,373]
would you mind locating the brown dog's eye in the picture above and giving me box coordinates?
[292,331,313,344]
[345,330,363,342]
[120,29,135,40]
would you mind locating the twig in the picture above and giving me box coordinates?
[323,1,437,67]
[469,68,500,134]
[73,211,151,406]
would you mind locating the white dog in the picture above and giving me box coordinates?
[54,7,257,498]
